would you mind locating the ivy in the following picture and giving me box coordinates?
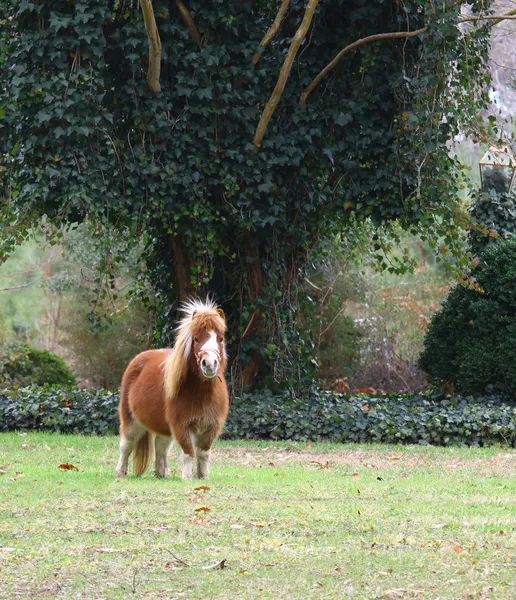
[1,385,515,448]
[0,1,493,388]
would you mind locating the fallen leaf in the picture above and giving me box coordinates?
[454,544,465,554]
[388,456,401,461]
[58,463,79,471]
[352,472,360,477]
[195,507,211,513]
[357,489,361,494]
[268,461,275,466]
[194,485,210,492]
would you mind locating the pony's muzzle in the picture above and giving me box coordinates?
[200,352,220,379]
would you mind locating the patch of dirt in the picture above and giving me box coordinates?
[213,445,516,475]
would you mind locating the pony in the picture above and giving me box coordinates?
[115,298,229,481]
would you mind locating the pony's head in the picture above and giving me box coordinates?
[190,307,226,379]
[164,298,227,399]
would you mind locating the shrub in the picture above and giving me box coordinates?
[1,386,515,448]
[419,238,516,395]
[0,343,77,388]
[0,386,118,435]
[468,189,516,255]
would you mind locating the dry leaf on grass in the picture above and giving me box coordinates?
[194,507,211,513]
[194,485,210,492]
[58,463,79,471]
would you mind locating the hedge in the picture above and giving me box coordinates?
[1,386,516,447]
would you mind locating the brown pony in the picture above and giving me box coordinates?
[115,298,229,481]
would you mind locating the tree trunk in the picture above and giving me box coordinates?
[168,234,191,302]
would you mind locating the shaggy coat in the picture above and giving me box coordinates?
[115,299,229,480]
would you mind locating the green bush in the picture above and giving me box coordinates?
[468,189,516,255]
[0,386,118,434]
[0,343,77,387]
[1,386,515,447]
[419,238,516,395]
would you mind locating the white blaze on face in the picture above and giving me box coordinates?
[199,331,220,378]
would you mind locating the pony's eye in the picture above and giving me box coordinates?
[194,337,200,343]
[218,337,224,343]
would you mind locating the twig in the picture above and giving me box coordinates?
[0,278,42,292]
[140,0,162,93]
[252,0,290,65]
[300,27,427,104]
[254,0,320,146]
[241,310,256,338]
[132,523,190,567]
[176,0,201,47]
[202,558,227,570]
[458,12,516,24]
[132,569,137,594]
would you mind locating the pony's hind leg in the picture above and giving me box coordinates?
[115,421,145,479]
[154,436,172,478]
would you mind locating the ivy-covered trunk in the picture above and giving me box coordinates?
[1,0,492,390]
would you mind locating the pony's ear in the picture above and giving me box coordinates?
[191,310,197,320]
[217,308,226,321]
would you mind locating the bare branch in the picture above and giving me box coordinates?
[300,27,428,105]
[140,0,162,93]
[458,10,516,25]
[254,0,320,146]
[300,8,516,105]
[0,278,42,292]
[176,0,201,47]
[252,0,290,65]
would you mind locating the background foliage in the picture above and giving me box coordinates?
[0,342,76,387]
[1,384,515,447]
[0,0,492,389]
[419,237,516,395]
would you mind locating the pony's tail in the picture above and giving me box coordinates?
[133,431,155,476]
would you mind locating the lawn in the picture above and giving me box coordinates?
[0,432,515,599]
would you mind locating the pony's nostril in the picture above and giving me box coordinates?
[201,358,208,369]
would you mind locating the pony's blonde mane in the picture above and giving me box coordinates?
[163,298,226,400]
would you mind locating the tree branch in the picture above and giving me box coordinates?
[254,0,320,146]
[458,11,516,24]
[175,0,201,47]
[300,27,428,105]
[300,9,516,105]
[252,0,290,65]
[0,278,42,292]
[141,0,162,93]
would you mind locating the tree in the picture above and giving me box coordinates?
[0,0,502,389]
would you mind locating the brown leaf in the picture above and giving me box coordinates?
[195,507,211,513]
[388,456,401,461]
[454,544,465,554]
[11,472,24,480]
[352,473,360,477]
[194,485,211,492]
[58,463,79,471]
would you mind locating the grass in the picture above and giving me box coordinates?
[1,433,515,599]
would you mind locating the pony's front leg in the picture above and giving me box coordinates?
[194,427,220,479]
[171,424,195,481]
